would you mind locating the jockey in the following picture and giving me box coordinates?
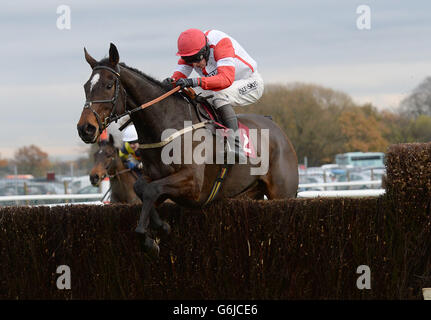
[119,125,144,172]
[162,28,264,161]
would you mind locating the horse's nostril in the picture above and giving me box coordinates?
[90,174,99,185]
[77,124,98,143]
[84,124,96,136]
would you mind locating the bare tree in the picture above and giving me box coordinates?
[399,77,431,118]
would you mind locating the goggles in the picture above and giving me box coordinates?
[181,42,209,64]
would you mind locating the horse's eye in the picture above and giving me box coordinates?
[106,83,113,90]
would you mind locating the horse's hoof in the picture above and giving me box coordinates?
[135,228,159,256]
[144,237,160,257]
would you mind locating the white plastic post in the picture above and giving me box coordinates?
[100,177,111,203]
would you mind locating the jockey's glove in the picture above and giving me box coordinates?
[136,162,144,170]
[176,78,200,89]
[162,77,175,90]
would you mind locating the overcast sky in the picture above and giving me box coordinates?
[1,0,431,160]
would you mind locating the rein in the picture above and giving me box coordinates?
[108,168,132,180]
[112,86,181,131]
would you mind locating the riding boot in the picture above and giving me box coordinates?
[216,104,247,163]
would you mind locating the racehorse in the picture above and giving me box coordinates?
[89,134,141,204]
[77,43,298,255]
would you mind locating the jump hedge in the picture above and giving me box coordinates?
[1,143,430,299]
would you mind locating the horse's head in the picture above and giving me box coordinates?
[89,134,118,186]
[77,43,126,143]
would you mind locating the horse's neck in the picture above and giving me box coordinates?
[119,66,195,143]
[109,157,137,202]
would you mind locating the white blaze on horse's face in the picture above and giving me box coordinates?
[90,73,100,92]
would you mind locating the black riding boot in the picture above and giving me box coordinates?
[216,104,247,162]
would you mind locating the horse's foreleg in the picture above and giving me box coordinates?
[133,168,201,254]
[149,207,171,236]
[134,179,170,234]
[133,177,160,255]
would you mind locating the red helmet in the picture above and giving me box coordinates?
[176,29,206,57]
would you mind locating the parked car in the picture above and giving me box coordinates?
[77,185,100,194]
[61,175,93,194]
[0,183,59,196]
[335,172,374,190]
[74,185,102,203]
[358,168,386,181]
[298,175,327,191]
[0,183,66,206]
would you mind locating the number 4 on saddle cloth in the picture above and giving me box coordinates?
[182,87,257,159]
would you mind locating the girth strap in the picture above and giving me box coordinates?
[203,164,231,206]
[138,120,210,150]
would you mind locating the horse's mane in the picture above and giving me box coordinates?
[97,58,162,86]
[118,62,165,88]
[98,58,183,99]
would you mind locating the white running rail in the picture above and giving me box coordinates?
[0,193,104,202]
[0,179,385,205]
[299,180,381,188]
[298,189,385,198]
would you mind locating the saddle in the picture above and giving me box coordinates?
[181,87,273,127]
[181,88,226,130]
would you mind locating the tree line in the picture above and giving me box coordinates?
[0,145,95,179]
[237,81,431,166]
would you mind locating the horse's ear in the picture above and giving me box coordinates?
[109,43,119,66]
[84,47,97,69]
[109,134,115,145]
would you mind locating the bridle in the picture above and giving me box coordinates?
[96,150,131,181]
[82,64,181,135]
[83,65,127,134]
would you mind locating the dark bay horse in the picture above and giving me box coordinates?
[89,134,141,204]
[77,43,298,255]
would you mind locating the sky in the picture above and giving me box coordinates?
[1,0,431,160]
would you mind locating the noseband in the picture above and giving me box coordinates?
[83,65,127,134]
